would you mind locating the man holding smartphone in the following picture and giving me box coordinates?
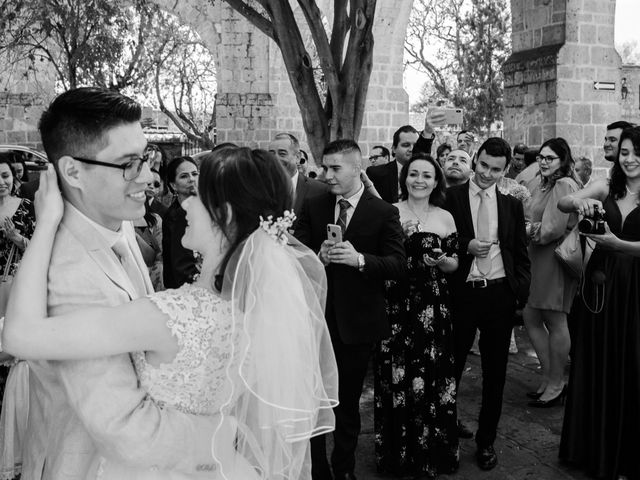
[295,139,405,480]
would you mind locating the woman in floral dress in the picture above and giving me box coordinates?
[375,154,459,479]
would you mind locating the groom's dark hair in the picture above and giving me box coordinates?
[38,87,142,165]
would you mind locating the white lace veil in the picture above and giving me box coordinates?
[212,228,338,479]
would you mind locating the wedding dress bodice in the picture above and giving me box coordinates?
[132,284,238,416]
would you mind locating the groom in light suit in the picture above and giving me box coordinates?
[24,88,217,479]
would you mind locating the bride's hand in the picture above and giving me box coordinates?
[35,165,64,227]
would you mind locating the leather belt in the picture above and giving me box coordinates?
[466,278,505,289]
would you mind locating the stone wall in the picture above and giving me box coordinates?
[0,60,55,150]
[504,0,621,167]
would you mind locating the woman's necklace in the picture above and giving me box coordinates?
[626,185,639,196]
[406,202,431,226]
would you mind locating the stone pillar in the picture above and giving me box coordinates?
[503,0,620,166]
[358,1,413,156]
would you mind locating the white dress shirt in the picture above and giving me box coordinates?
[466,180,506,281]
[334,183,365,229]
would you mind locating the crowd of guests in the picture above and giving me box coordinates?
[290,118,637,480]
[0,91,637,480]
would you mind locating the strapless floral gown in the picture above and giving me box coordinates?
[374,232,460,478]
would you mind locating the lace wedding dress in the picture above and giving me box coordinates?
[95,284,258,480]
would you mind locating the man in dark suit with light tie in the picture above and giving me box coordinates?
[444,137,530,471]
[295,139,406,480]
[268,132,328,216]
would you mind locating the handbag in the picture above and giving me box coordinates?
[0,244,16,317]
[554,226,584,279]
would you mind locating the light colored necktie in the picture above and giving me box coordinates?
[337,199,350,233]
[112,236,146,297]
[476,190,492,276]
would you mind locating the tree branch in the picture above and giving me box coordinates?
[223,0,276,41]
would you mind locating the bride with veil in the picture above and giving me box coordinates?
[2,147,338,479]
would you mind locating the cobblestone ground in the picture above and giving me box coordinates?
[346,326,590,480]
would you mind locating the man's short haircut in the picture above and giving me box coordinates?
[392,125,418,149]
[372,145,390,158]
[274,132,300,152]
[476,137,512,168]
[323,139,361,158]
[457,130,469,139]
[606,121,633,131]
[38,87,142,165]
[513,143,527,155]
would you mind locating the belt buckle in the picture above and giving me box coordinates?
[473,278,488,289]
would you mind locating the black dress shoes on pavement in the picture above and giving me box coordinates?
[457,420,474,439]
[476,444,498,470]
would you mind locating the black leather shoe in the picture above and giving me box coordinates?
[476,445,498,470]
[457,420,474,439]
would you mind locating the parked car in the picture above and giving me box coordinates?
[0,145,49,173]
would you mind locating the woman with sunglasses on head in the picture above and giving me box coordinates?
[522,138,581,407]
[557,126,640,480]
[162,156,200,289]
[2,148,338,479]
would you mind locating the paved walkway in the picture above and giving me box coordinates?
[347,326,590,480]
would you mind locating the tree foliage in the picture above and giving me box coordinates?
[0,0,216,148]
[617,40,640,65]
[222,0,377,160]
[405,0,510,133]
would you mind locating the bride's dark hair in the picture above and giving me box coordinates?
[197,147,292,291]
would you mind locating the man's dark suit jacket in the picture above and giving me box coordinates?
[444,182,531,306]
[366,161,400,204]
[295,189,406,344]
[293,174,328,216]
[366,134,434,204]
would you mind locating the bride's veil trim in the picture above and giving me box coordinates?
[212,228,338,479]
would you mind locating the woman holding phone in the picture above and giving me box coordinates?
[374,153,460,479]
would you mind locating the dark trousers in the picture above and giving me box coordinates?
[452,281,516,448]
[311,337,373,479]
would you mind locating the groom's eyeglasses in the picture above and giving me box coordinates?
[72,153,151,181]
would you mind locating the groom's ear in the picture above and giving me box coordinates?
[57,156,82,189]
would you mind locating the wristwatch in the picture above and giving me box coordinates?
[357,253,365,272]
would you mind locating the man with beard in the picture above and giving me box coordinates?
[443,149,473,187]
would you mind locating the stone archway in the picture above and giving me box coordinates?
[152,0,414,162]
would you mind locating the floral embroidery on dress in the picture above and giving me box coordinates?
[375,231,459,477]
[131,284,238,416]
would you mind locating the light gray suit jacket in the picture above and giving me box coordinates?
[24,202,216,479]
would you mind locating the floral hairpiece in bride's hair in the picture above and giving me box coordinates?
[259,210,296,245]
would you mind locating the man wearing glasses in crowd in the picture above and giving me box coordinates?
[368,145,390,166]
